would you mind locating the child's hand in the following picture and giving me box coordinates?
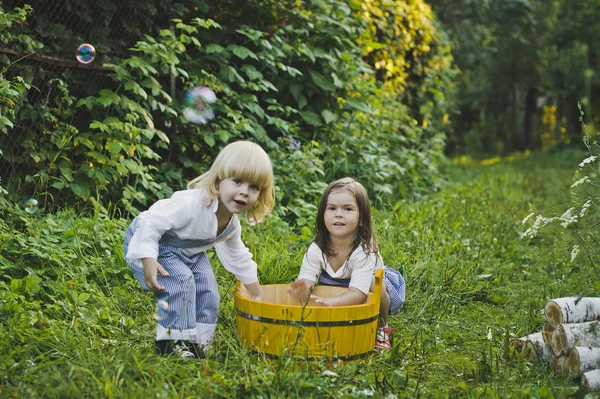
[244,281,263,302]
[311,295,334,306]
[288,279,312,301]
[142,258,169,291]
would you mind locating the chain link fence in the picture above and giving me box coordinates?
[1,0,143,200]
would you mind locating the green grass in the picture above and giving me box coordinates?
[1,148,597,398]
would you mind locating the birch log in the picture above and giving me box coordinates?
[551,321,600,356]
[568,347,600,378]
[511,332,542,354]
[553,353,571,376]
[544,297,600,325]
[521,333,553,363]
[542,322,555,346]
[581,369,600,391]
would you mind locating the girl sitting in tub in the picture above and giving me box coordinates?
[288,177,405,350]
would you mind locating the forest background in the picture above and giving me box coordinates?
[1,0,600,397]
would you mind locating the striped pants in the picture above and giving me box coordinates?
[124,219,218,344]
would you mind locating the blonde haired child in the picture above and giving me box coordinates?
[124,141,274,358]
[288,177,405,350]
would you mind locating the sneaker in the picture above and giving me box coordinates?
[155,340,197,358]
[374,326,393,350]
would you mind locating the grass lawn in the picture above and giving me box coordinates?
[1,147,597,398]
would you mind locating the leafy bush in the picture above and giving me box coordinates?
[1,0,456,227]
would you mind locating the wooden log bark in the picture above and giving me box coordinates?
[524,339,553,363]
[581,369,600,391]
[544,297,600,325]
[568,347,600,378]
[551,321,600,356]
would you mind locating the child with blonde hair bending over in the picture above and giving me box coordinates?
[124,141,274,358]
[288,177,405,350]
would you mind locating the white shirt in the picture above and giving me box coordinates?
[297,242,383,294]
[125,189,258,284]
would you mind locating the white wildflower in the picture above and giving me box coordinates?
[571,176,590,188]
[580,200,593,217]
[522,212,535,225]
[520,215,557,238]
[487,328,493,340]
[559,207,577,228]
[571,245,580,262]
[579,155,597,168]
[412,230,418,237]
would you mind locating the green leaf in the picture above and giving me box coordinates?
[78,293,91,303]
[205,43,226,54]
[253,124,266,139]
[228,45,258,60]
[345,99,372,114]
[298,96,307,110]
[0,117,14,128]
[71,184,91,199]
[245,102,265,120]
[321,110,337,124]
[241,65,263,81]
[301,111,322,126]
[204,134,215,147]
[236,29,263,41]
[309,71,335,91]
[107,141,121,154]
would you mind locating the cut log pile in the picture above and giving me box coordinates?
[511,297,600,391]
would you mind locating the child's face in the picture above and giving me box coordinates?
[324,188,360,241]
[218,177,261,215]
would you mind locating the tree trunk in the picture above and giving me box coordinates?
[582,369,600,391]
[544,297,600,325]
[566,94,582,141]
[569,347,600,378]
[554,96,563,142]
[523,88,537,150]
[551,321,600,356]
[510,84,522,151]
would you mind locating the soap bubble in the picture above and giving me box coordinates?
[24,198,39,214]
[76,43,96,64]
[182,87,216,125]
[153,300,169,321]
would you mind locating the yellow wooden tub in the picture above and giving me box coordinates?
[235,268,383,360]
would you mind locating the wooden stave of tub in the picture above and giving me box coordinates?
[234,268,384,360]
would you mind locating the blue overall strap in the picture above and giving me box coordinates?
[317,269,351,288]
[158,218,237,248]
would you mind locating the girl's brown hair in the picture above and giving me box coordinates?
[314,177,379,257]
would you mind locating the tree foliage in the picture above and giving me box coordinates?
[0,0,456,227]
[429,0,600,155]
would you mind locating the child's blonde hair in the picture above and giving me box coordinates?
[187,141,275,223]
[314,177,379,257]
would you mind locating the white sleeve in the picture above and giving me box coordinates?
[348,248,378,294]
[125,195,194,267]
[297,243,324,282]
[214,220,258,285]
